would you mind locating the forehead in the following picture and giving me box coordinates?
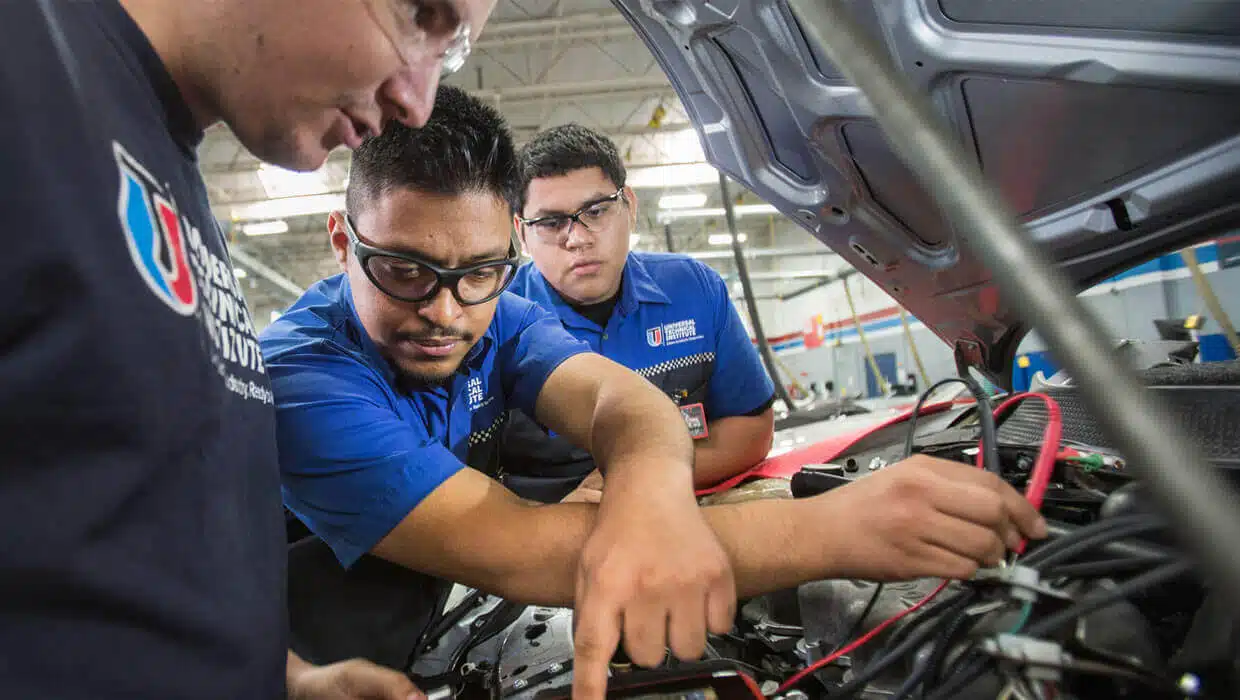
[355,187,511,261]
[523,167,618,215]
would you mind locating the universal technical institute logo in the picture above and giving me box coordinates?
[647,319,702,347]
[114,143,198,315]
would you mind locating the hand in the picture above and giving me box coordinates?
[288,658,424,700]
[560,470,604,504]
[572,481,736,700]
[816,454,1048,582]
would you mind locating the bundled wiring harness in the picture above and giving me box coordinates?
[769,379,1201,700]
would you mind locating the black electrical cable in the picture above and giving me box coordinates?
[1024,559,1194,638]
[901,377,999,474]
[1024,517,1166,569]
[1046,555,1176,580]
[828,582,884,655]
[825,593,973,698]
[886,606,973,700]
[922,654,990,700]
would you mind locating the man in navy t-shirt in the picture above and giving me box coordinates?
[503,125,776,502]
[261,86,1049,700]
[0,0,498,698]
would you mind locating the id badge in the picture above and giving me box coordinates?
[679,402,709,440]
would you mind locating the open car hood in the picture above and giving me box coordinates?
[612,0,1240,382]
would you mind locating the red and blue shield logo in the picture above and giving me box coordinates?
[646,326,663,347]
[114,143,198,315]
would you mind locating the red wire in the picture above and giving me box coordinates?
[979,392,1063,517]
[777,393,1064,693]
[774,580,950,694]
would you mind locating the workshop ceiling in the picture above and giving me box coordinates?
[203,0,846,327]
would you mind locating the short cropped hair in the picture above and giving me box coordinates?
[511,124,625,215]
[346,85,517,213]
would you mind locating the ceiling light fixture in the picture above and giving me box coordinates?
[657,203,779,223]
[231,194,344,222]
[256,163,330,199]
[233,267,248,279]
[708,233,748,246]
[241,219,291,236]
[658,192,708,209]
[627,162,720,189]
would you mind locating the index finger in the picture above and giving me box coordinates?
[572,594,621,700]
[997,479,1048,540]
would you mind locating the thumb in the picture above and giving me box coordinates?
[341,660,424,700]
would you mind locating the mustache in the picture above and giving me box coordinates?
[396,327,475,343]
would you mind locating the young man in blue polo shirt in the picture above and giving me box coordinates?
[502,125,775,502]
[262,86,1048,700]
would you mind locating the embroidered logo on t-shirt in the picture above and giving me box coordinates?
[646,319,703,347]
[466,375,494,411]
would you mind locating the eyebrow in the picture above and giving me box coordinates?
[527,191,616,219]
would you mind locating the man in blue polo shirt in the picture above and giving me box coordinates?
[261,87,1049,700]
[501,125,775,502]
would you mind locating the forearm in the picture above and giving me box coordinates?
[588,371,695,493]
[374,482,834,607]
[691,411,775,488]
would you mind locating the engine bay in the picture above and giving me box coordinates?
[406,359,1240,700]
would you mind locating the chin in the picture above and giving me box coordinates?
[243,124,330,172]
[396,358,462,387]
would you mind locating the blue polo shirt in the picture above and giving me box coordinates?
[511,251,776,421]
[260,274,591,569]
[497,252,775,497]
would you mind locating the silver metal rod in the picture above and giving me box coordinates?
[788,0,1240,592]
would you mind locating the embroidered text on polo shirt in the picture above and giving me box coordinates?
[647,318,704,347]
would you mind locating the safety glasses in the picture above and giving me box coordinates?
[344,214,518,306]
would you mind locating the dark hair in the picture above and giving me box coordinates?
[346,85,517,214]
[511,123,626,215]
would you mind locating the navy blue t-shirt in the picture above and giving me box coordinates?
[0,2,285,699]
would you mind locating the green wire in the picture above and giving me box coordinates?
[1007,602,1033,634]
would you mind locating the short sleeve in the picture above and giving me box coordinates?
[702,268,777,418]
[495,297,592,416]
[267,347,464,568]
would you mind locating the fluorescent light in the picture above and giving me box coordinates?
[657,203,779,223]
[257,163,329,199]
[270,310,282,324]
[708,233,747,246]
[241,219,290,236]
[629,233,641,248]
[232,193,344,222]
[658,192,708,209]
[627,162,719,189]
[234,267,248,279]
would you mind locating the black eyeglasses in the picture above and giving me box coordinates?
[343,215,518,306]
[516,189,626,244]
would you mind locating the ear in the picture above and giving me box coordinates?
[622,186,639,227]
[513,214,529,255]
[327,211,350,271]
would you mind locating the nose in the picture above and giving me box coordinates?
[416,286,463,328]
[563,220,594,251]
[379,63,441,128]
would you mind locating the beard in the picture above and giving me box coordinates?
[388,326,477,390]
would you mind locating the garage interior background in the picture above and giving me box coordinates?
[199,0,1240,398]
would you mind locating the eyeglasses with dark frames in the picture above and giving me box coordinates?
[343,214,518,306]
[516,189,626,244]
